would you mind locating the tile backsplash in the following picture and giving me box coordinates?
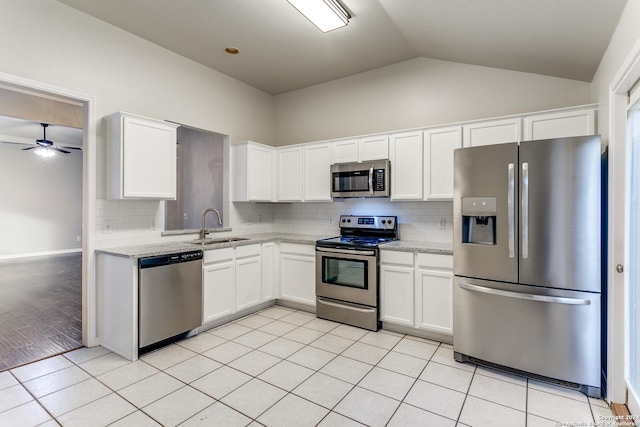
[273,199,453,242]
[94,198,453,249]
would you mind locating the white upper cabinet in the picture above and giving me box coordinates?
[523,108,596,141]
[423,126,462,200]
[278,146,304,201]
[105,111,178,200]
[360,135,389,162]
[232,141,275,202]
[390,131,423,200]
[332,135,389,164]
[303,143,332,201]
[463,118,521,147]
[332,139,359,164]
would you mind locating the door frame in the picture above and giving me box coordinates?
[0,71,98,347]
[608,36,640,411]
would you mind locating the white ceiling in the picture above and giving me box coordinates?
[0,116,82,147]
[55,0,627,95]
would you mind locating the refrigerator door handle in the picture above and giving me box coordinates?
[521,162,529,259]
[508,163,515,258]
[458,282,591,305]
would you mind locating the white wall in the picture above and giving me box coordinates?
[592,0,640,142]
[589,0,640,407]
[0,0,275,248]
[273,57,592,146]
[0,143,82,257]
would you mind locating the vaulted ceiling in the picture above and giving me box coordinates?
[54,0,628,95]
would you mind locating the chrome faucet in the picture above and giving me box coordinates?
[200,208,222,239]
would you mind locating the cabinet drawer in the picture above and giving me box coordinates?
[380,250,414,266]
[416,253,453,270]
[236,244,261,259]
[280,243,315,256]
[203,247,234,264]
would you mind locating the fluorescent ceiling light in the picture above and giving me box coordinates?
[287,0,350,33]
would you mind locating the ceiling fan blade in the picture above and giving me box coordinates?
[60,146,82,150]
[22,146,36,151]
[52,147,71,154]
[1,140,29,145]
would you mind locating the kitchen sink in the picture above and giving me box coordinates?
[187,237,250,245]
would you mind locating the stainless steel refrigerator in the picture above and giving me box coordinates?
[453,135,602,398]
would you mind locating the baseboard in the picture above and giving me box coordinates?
[0,248,82,261]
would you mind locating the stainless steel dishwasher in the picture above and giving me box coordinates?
[138,250,203,353]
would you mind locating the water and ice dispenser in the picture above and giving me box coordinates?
[461,197,497,245]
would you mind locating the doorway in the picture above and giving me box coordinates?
[0,71,97,370]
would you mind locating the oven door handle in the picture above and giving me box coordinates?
[317,297,377,313]
[316,246,376,257]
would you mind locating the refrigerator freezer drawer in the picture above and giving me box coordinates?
[453,276,601,390]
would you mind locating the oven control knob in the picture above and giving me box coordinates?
[387,219,393,226]
[381,220,386,224]
[341,218,346,223]
[347,219,351,223]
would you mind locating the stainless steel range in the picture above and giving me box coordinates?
[316,215,398,331]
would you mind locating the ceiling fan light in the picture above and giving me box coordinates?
[287,0,350,33]
[34,146,55,158]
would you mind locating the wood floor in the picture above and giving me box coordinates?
[0,253,82,371]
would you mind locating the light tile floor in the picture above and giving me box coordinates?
[0,305,615,427]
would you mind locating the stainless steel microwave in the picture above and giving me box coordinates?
[330,160,390,198]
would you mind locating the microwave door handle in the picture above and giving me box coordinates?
[369,165,374,196]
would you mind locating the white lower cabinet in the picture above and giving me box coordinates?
[202,244,263,325]
[261,242,276,301]
[279,243,316,307]
[203,248,236,324]
[381,250,454,338]
[415,253,453,335]
[380,251,415,326]
[235,245,262,312]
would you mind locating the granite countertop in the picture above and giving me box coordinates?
[381,240,453,255]
[96,233,453,258]
[95,233,332,259]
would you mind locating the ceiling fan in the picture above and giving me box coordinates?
[20,123,82,157]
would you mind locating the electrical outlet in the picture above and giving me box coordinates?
[183,212,188,220]
[247,216,253,224]
[438,218,446,229]
[258,215,263,223]
[76,235,81,242]
[150,219,156,230]
[104,220,113,234]
[329,217,334,225]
